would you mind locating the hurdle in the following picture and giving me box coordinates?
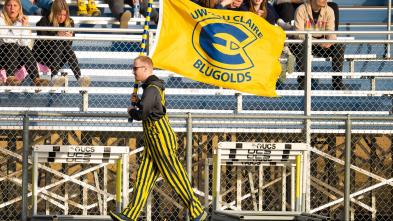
[31,145,129,219]
[212,142,328,221]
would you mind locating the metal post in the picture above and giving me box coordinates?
[81,91,89,112]
[186,112,193,221]
[122,153,129,209]
[21,114,29,221]
[235,93,242,114]
[344,115,352,220]
[303,33,312,212]
[32,151,38,216]
[115,158,122,213]
[204,158,209,208]
[386,0,391,58]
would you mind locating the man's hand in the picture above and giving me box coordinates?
[128,106,136,113]
[130,93,139,104]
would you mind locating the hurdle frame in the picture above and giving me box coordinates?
[212,142,309,220]
[31,145,129,216]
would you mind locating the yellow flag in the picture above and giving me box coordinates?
[151,0,286,97]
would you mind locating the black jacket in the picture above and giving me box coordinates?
[129,75,166,121]
[34,16,75,49]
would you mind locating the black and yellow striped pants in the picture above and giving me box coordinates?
[122,115,204,220]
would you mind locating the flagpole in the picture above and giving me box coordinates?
[129,0,154,122]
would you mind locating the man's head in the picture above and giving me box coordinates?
[310,0,327,11]
[133,56,153,82]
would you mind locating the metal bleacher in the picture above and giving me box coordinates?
[0,1,391,116]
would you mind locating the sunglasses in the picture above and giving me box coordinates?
[133,66,145,71]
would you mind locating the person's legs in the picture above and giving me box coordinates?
[121,148,159,220]
[329,43,345,89]
[19,46,40,81]
[144,117,204,219]
[109,0,125,20]
[289,43,306,88]
[21,0,40,15]
[2,43,19,77]
[63,44,81,80]
[46,41,64,78]
[138,0,159,24]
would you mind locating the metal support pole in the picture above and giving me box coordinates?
[344,115,352,221]
[386,0,391,58]
[204,158,209,208]
[303,33,312,212]
[21,114,29,221]
[81,91,88,112]
[235,93,242,114]
[115,159,122,213]
[186,112,193,221]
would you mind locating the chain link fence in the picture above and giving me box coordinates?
[0,27,393,221]
[1,114,392,221]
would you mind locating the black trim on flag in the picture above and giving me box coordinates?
[236,143,242,149]
[48,152,56,158]
[285,144,292,149]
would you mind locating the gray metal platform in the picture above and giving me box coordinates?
[31,215,112,221]
[212,210,329,221]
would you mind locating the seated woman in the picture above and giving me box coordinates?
[0,0,48,86]
[249,0,293,31]
[33,0,90,87]
[274,0,339,30]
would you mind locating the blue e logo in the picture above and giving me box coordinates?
[192,18,256,71]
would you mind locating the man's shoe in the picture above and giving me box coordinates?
[193,211,207,221]
[120,11,131,28]
[109,211,133,221]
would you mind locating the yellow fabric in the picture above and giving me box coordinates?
[152,0,286,97]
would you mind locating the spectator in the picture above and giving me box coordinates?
[33,0,91,87]
[249,0,291,29]
[216,0,249,11]
[192,0,219,8]
[0,0,49,86]
[291,0,345,90]
[274,0,339,30]
[21,0,52,16]
[77,0,101,16]
[108,0,159,29]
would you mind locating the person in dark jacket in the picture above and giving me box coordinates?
[32,0,90,87]
[109,56,207,221]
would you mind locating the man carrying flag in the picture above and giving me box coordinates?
[110,56,207,221]
[111,0,285,220]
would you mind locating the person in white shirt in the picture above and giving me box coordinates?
[273,0,339,30]
[0,0,48,86]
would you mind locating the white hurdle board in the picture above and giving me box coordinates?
[212,142,325,221]
[32,145,129,216]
